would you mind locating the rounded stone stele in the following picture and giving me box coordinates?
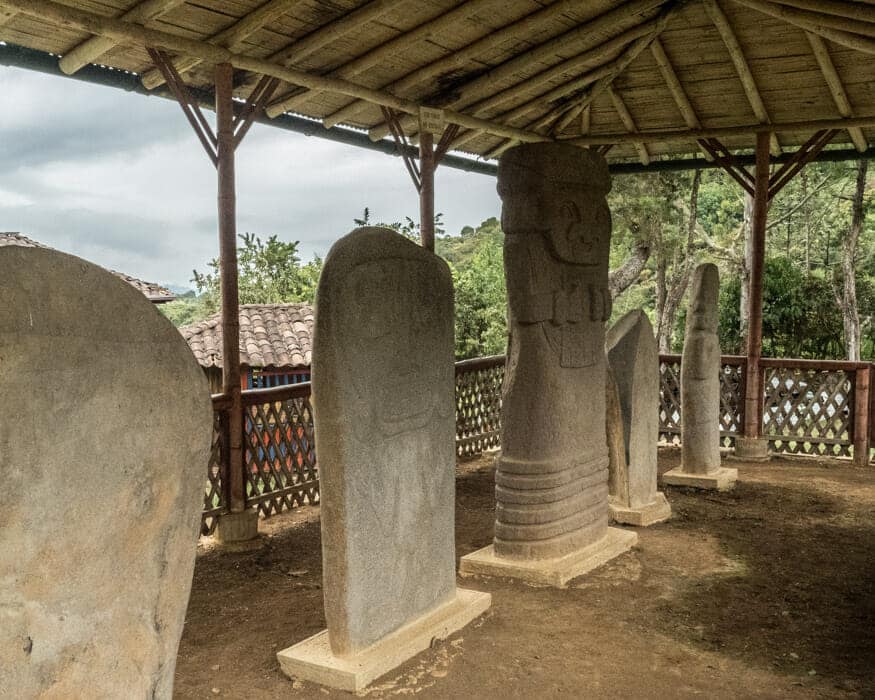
[0,247,212,699]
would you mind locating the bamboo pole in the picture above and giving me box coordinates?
[140,0,299,90]
[322,0,665,130]
[806,32,868,152]
[852,365,871,466]
[703,0,782,155]
[565,114,875,145]
[266,0,504,118]
[2,0,549,145]
[732,0,875,43]
[215,62,245,514]
[743,130,770,440]
[771,0,875,23]
[419,130,435,252]
[59,0,185,75]
[608,86,650,164]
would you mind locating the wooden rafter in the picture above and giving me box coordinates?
[266,0,505,118]
[697,138,755,194]
[232,75,281,148]
[768,128,838,198]
[770,0,875,24]
[365,0,669,142]
[140,0,297,90]
[59,0,184,75]
[3,0,550,145]
[382,106,421,192]
[608,86,650,164]
[730,0,875,48]
[703,0,782,155]
[324,0,664,127]
[434,123,461,166]
[806,32,868,152]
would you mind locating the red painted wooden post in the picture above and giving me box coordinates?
[419,130,435,252]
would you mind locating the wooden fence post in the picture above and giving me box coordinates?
[853,364,871,466]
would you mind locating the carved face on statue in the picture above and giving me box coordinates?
[541,190,611,265]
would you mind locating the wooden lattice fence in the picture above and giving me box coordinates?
[204,354,872,531]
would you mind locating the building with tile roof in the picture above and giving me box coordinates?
[0,232,175,303]
[181,303,313,391]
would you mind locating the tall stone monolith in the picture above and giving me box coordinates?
[459,143,636,588]
[276,227,490,692]
[0,246,212,699]
[662,263,737,490]
[606,310,671,526]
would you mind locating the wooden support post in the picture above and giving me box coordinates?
[419,130,435,252]
[216,62,245,514]
[853,365,871,466]
[742,130,771,444]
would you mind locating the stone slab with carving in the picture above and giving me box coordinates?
[277,227,490,690]
[662,263,737,490]
[460,143,636,586]
[0,246,212,698]
[606,310,671,526]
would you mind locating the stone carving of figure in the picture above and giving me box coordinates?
[494,144,614,560]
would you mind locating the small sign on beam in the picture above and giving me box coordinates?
[419,107,445,135]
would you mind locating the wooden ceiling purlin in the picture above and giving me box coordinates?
[139,0,298,90]
[703,0,782,155]
[367,0,673,144]
[1,0,549,145]
[326,0,668,133]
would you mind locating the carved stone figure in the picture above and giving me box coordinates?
[0,246,212,699]
[606,310,671,526]
[662,263,737,490]
[277,227,489,692]
[460,143,636,587]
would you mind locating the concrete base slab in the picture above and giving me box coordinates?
[661,466,738,491]
[459,527,637,588]
[609,492,672,527]
[276,587,491,692]
[732,437,771,462]
[215,509,259,545]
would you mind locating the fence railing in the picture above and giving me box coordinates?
[204,353,871,532]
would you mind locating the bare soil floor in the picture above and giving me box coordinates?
[175,449,875,699]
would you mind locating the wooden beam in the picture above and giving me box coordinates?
[703,0,782,155]
[730,0,875,51]
[768,128,838,197]
[743,130,770,440]
[3,0,550,145]
[806,32,868,152]
[581,105,591,135]
[140,0,298,90]
[215,61,245,514]
[608,86,650,164]
[0,7,17,25]
[771,0,875,24]
[59,0,185,75]
[697,138,755,194]
[266,0,504,118]
[566,114,875,145]
[322,0,666,130]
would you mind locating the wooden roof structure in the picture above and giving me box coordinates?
[1,0,874,168]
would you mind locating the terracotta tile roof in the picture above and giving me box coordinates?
[0,232,175,303]
[181,303,313,369]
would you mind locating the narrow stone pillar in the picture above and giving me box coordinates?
[460,143,636,588]
[606,310,671,526]
[277,228,489,692]
[663,263,738,490]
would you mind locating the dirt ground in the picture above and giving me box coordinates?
[174,449,875,699]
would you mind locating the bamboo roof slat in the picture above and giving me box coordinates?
[1,0,874,167]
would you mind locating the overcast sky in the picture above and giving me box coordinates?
[0,65,501,289]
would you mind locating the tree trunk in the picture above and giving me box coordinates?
[608,241,651,299]
[840,160,868,361]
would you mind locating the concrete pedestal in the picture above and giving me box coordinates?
[277,587,491,692]
[661,466,738,491]
[733,436,771,462]
[215,509,259,545]
[459,527,637,588]
[609,492,672,527]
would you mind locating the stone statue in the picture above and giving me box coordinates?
[277,228,490,692]
[662,263,737,490]
[460,143,636,587]
[606,310,671,525]
[0,246,212,699]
